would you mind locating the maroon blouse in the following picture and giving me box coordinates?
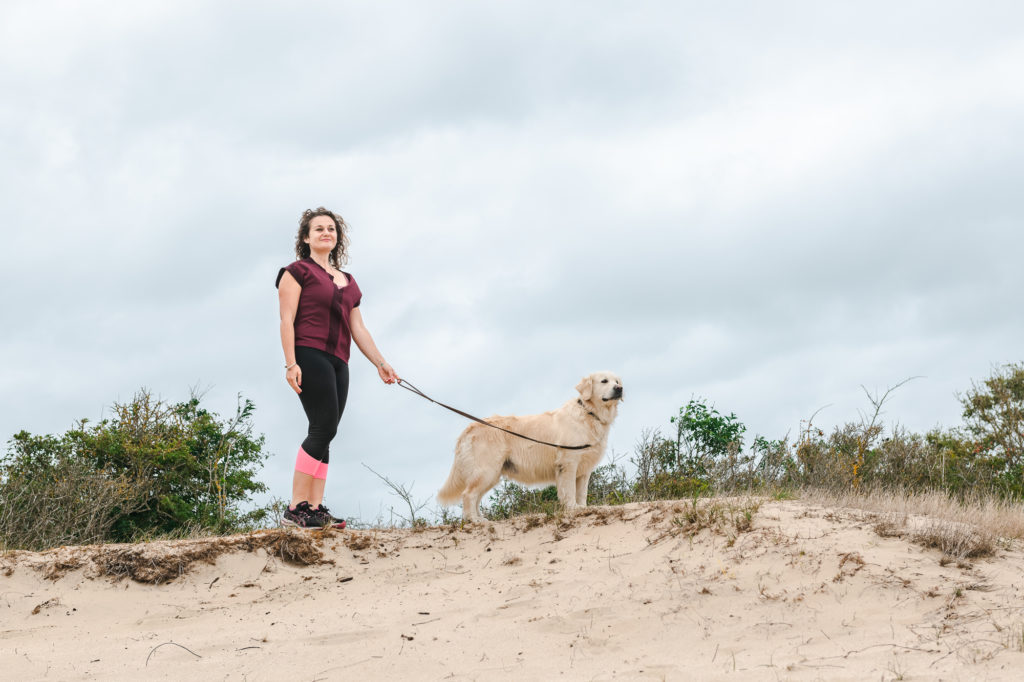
[276,258,362,363]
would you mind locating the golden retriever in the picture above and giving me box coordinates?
[437,371,623,521]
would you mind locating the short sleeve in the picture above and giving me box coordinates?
[275,261,306,289]
[347,273,361,307]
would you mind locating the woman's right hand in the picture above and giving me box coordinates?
[286,364,302,394]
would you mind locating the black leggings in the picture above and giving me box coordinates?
[295,346,349,464]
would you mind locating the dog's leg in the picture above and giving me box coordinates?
[462,487,484,522]
[555,461,579,512]
[463,471,500,522]
[575,470,592,507]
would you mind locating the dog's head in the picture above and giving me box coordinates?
[576,371,624,405]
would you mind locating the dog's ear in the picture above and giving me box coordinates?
[576,375,593,402]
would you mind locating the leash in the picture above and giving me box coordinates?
[396,379,592,450]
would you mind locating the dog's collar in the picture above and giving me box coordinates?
[578,399,607,425]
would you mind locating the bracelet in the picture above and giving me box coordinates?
[285,361,297,370]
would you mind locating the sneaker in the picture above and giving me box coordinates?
[311,504,346,529]
[282,501,316,528]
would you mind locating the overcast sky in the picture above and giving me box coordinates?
[2,1,1022,523]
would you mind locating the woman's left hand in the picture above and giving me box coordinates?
[377,361,399,385]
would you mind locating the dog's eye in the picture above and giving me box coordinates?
[601,379,608,383]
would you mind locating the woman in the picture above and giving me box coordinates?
[276,207,399,529]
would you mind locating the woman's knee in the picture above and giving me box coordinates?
[321,421,338,442]
[304,424,337,455]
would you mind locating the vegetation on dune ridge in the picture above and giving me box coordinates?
[0,390,274,552]
[2,363,1023,552]
[484,363,1024,525]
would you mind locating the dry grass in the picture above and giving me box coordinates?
[872,513,907,538]
[802,487,1015,562]
[911,520,996,560]
[97,529,325,583]
[802,487,1024,542]
[672,497,761,537]
[343,533,374,551]
[20,528,329,584]
[833,551,866,582]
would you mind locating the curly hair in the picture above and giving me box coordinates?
[294,207,351,268]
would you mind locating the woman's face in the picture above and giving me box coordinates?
[305,215,337,252]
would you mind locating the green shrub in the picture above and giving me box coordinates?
[632,366,1024,502]
[484,481,560,520]
[1,390,271,551]
[665,399,747,480]
[585,458,634,506]
[0,430,148,551]
[650,472,709,499]
[960,362,1024,496]
[627,399,752,498]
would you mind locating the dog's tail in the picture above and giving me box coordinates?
[436,465,464,505]
[437,433,472,505]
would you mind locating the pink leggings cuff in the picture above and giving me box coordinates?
[295,447,321,476]
[314,461,328,480]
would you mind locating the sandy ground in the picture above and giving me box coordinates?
[3,499,1024,681]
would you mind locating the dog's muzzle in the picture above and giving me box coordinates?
[604,386,624,401]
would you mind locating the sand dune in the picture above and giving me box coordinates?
[3,499,1024,680]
